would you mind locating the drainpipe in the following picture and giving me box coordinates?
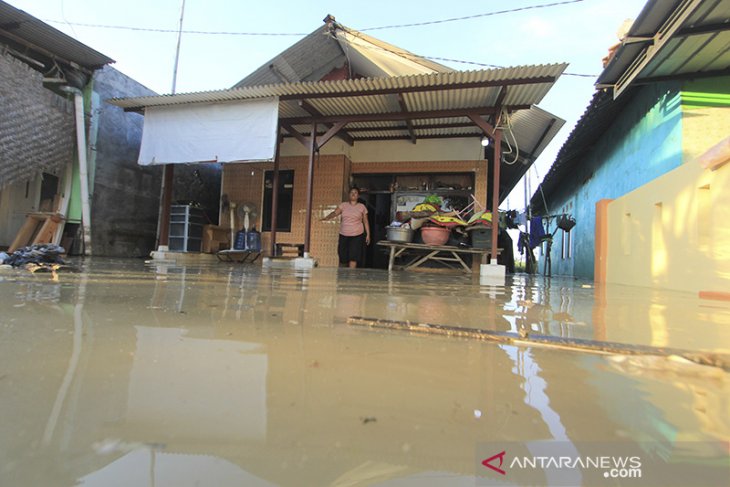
[53,158,74,245]
[60,86,92,256]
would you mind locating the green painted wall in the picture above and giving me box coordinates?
[66,81,95,223]
[681,76,730,109]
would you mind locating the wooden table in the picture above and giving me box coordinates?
[215,250,261,263]
[377,240,499,272]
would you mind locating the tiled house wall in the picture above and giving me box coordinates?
[223,156,488,267]
[222,155,348,267]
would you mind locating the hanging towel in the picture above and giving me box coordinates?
[529,217,546,249]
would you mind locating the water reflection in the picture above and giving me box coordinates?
[0,259,728,486]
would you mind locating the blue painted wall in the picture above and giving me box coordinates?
[542,81,684,279]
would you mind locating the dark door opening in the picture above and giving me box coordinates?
[353,172,475,269]
[262,170,294,232]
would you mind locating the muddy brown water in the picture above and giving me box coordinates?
[0,258,728,486]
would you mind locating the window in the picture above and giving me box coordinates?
[262,170,294,232]
[39,172,59,211]
[561,229,572,260]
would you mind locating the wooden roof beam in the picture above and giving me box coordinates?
[348,133,483,142]
[466,112,496,139]
[299,100,354,146]
[316,121,348,150]
[281,123,311,148]
[282,105,529,125]
[397,93,417,144]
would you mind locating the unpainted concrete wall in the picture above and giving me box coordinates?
[91,66,160,257]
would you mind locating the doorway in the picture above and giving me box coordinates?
[353,172,475,269]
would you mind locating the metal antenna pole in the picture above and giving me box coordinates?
[156,0,185,252]
[171,0,186,94]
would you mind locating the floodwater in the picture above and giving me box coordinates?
[0,258,728,486]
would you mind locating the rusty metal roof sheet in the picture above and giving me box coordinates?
[0,1,114,70]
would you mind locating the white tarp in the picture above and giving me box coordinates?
[138,97,279,165]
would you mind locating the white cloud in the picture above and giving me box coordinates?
[520,17,557,38]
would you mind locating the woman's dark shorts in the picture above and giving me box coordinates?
[338,233,366,266]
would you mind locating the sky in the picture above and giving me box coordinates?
[6,0,648,210]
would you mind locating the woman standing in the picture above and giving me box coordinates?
[322,187,371,268]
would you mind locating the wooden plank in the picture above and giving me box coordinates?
[377,240,501,272]
[32,218,59,246]
[8,213,64,253]
[347,317,730,371]
[8,217,41,253]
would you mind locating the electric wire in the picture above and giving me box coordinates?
[39,0,598,78]
[60,0,78,39]
[498,110,521,165]
[423,56,597,78]
[41,0,586,36]
[358,0,585,31]
[531,162,551,216]
[337,25,596,78]
[40,19,309,36]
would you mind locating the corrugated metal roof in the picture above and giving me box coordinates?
[0,1,114,69]
[233,20,452,88]
[532,0,730,211]
[304,93,398,116]
[508,105,565,160]
[233,26,345,87]
[597,0,730,97]
[109,64,567,111]
[529,89,635,213]
[112,65,565,205]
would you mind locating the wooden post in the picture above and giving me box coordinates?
[304,122,317,257]
[158,164,174,248]
[490,130,502,265]
[269,135,281,257]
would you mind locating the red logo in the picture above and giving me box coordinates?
[482,450,507,475]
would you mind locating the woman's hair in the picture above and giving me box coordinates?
[349,186,360,194]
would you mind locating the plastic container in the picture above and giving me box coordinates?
[246,228,261,252]
[470,228,493,249]
[234,230,247,250]
[386,226,414,243]
[420,226,450,245]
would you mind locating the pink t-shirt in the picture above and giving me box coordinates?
[338,202,367,236]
